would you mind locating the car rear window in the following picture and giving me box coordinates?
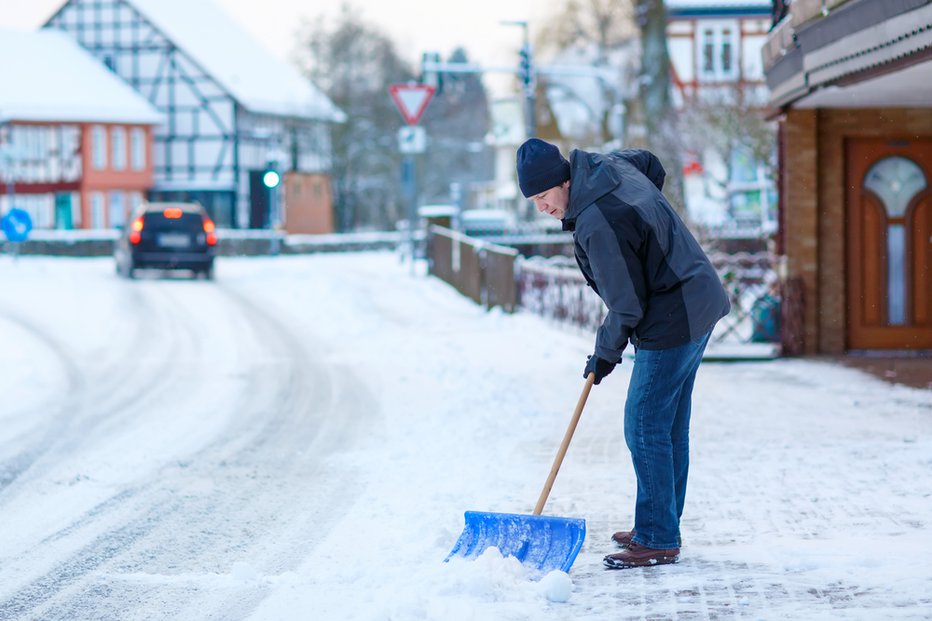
[142,211,203,231]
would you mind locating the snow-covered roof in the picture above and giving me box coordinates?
[0,29,162,125]
[126,0,345,123]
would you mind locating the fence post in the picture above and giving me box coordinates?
[479,246,489,308]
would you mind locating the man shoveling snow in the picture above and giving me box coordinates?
[516,138,730,569]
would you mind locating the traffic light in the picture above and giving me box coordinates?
[519,44,533,89]
[420,52,443,95]
[262,161,281,189]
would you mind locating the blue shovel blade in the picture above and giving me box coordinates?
[445,511,586,574]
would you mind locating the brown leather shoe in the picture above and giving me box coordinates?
[603,542,680,569]
[611,530,635,548]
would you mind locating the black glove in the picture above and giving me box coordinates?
[584,354,616,385]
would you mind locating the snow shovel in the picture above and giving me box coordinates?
[446,373,595,574]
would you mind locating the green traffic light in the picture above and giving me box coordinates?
[263,170,281,188]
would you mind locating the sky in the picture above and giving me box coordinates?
[1,252,930,619]
[0,0,550,96]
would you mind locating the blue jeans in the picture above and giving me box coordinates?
[624,331,711,550]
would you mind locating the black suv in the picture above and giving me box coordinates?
[115,202,217,279]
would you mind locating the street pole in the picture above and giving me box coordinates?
[501,20,535,139]
[403,154,417,275]
[388,84,435,276]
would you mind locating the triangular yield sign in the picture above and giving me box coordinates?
[388,83,436,125]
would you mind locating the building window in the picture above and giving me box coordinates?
[864,156,928,325]
[90,192,106,228]
[109,191,125,228]
[702,29,715,75]
[721,29,733,74]
[92,125,107,170]
[129,191,144,216]
[698,23,739,81]
[131,127,146,170]
[111,127,126,170]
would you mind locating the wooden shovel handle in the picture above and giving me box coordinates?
[533,373,596,516]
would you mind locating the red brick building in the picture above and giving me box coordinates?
[0,30,161,230]
[763,0,932,353]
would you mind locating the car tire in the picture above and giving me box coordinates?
[202,264,215,280]
[117,259,135,279]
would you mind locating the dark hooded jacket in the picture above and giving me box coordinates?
[563,148,730,360]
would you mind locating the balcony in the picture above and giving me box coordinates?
[762,0,932,109]
[763,0,852,72]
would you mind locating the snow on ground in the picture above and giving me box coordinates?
[0,253,930,620]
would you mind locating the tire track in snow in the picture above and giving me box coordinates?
[0,275,377,620]
[0,308,84,494]
[0,279,226,619]
[104,282,379,620]
[0,280,206,619]
[0,498,183,621]
[0,283,176,501]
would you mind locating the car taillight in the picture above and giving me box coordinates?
[129,217,144,244]
[203,217,217,246]
[163,207,183,219]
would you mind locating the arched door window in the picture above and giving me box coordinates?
[863,156,927,325]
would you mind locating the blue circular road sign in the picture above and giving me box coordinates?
[2,208,33,243]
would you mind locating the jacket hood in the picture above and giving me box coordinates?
[562,148,668,229]
[563,150,621,226]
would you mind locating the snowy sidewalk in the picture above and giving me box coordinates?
[236,255,932,621]
[560,358,932,619]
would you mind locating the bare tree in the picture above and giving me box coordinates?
[679,85,776,227]
[632,0,686,215]
[294,4,415,231]
[534,0,638,149]
[537,0,637,55]
[534,0,685,218]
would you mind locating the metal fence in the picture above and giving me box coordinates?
[428,226,794,357]
[517,251,786,356]
[516,257,604,331]
[707,250,781,347]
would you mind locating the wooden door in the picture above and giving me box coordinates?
[847,139,932,350]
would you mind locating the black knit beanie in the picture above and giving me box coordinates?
[516,138,570,198]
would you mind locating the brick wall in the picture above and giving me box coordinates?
[782,109,819,354]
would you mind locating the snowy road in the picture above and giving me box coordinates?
[0,259,374,619]
[1,254,930,621]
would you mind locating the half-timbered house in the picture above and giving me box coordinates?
[44,0,345,231]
